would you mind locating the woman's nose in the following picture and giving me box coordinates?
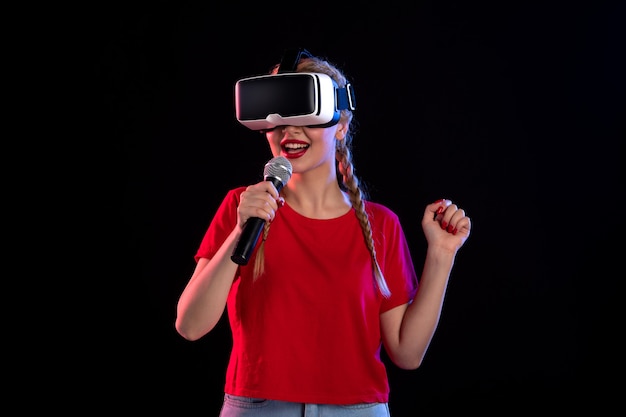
[282,125,302,133]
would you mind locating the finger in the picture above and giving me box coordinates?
[439,203,458,230]
[428,199,450,221]
[448,207,466,227]
[249,196,279,219]
[241,184,280,209]
[258,181,280,199]
[447,211,470,236]
[451,216,471,236]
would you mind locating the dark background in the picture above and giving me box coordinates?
[92,1,623,415]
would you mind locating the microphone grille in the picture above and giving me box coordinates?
[264,156,293,186]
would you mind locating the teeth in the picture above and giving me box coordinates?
[284,143,309,149]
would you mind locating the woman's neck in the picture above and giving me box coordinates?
[282,175,351,219]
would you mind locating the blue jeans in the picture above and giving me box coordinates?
[219,394,391,417]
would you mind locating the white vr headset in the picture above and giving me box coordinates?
[235,72,356,131]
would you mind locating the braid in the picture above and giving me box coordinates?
[253,221,271,280]
[336,142,391,298]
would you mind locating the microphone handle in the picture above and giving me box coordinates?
[230,177,284,265]
[230,217,265,265]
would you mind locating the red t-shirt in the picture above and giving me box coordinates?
[195,187,418,404]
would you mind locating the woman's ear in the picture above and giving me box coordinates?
[335,121,348,140]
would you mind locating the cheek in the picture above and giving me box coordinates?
[303,127,335,143]
[265,132,282,151]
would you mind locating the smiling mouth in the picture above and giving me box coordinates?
[282,143,310,153]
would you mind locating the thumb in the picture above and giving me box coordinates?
[426,198,449,222]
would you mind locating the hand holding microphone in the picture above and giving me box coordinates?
[231,156,292,265]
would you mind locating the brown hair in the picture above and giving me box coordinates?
[253,56,391,298]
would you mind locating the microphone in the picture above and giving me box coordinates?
[231,156,293,265]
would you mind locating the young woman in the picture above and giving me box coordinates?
[175,51,472,417]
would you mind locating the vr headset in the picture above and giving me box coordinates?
[234,49,356,131]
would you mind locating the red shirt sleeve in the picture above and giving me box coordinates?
[194,187,246,262]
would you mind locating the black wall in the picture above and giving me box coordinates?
[94,2,624,414]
